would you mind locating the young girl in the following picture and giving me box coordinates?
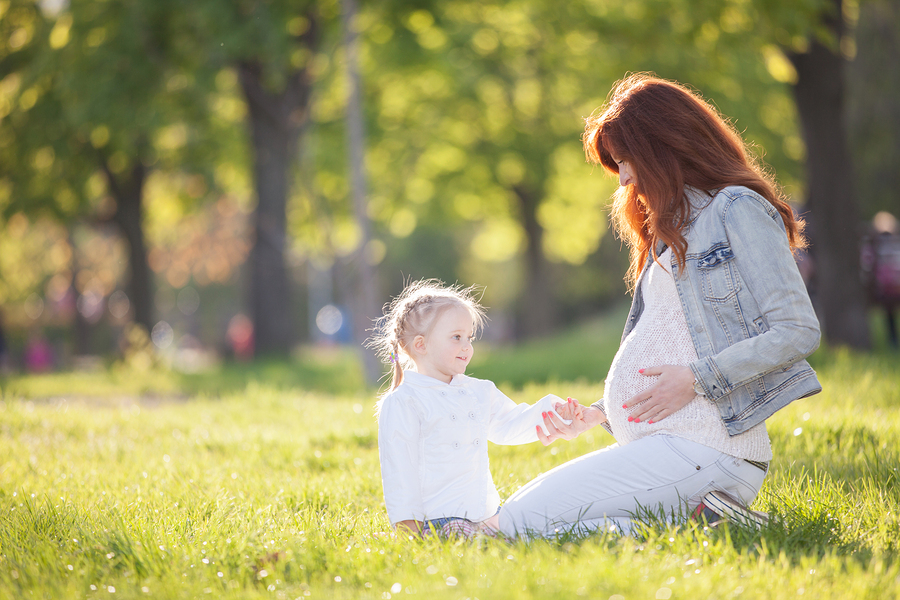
[369,279,576,537]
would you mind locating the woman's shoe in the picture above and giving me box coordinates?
[694,490,769,529]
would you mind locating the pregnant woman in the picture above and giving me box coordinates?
[499,73,822,537]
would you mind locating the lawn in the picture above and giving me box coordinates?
[1,310,899,599]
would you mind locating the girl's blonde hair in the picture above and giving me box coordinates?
[368,279,486,394]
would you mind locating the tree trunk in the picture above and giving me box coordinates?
[514,184,558,338]
[237,29,315,356]
[787,0,871,349]
[342,0,382,384]
[105,160,154,335]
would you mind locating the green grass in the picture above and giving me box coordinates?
[1,312,900,599]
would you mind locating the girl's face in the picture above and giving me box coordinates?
[411,305,475,384]
[612,155,636,188]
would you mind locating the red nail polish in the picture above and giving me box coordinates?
[648,420,654,424]
[638,368,645,374]
[634,418,641,423]
[542,412,547,418]
[627,417,633,422]
[622,404,627,409]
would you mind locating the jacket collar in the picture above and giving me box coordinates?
[684,186,716,228]
[402,370,468,388]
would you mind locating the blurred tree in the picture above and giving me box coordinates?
[341,0,381,381]
[0,0,216,339]
[358,1,622,338]
[354,0,811,339]
[847,0,900,218]
[187,1,335,357]
[710,0,869,349]
[783,0,870,349]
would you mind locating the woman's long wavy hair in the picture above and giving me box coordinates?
[583,73,806,290]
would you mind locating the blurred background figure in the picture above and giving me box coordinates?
[861,211,900,348]
[227,314,255,361]
[24,330,54,373]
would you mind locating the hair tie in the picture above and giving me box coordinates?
[388,351,399,364]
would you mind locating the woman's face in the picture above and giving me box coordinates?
[612,155,636,188]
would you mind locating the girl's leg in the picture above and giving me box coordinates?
[499,435,766,538]
[481,512,500,531]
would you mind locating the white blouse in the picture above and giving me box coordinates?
[604,248,772,461]
[378,370,562,525]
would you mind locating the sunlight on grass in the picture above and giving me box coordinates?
[0,324,899,598]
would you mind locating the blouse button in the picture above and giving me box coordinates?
[450,414,457,421]
[441,391,447,396]
[694,325,703,333]
[453,441,460,449]
[473,438,480,446]
[458,389,466,395]
[468,411,476,419]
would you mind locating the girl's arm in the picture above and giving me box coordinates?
[486,386,569,445]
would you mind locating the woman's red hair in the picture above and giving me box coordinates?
[583,73,805,289]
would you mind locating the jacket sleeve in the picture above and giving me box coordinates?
[487,384,564,445]
[689,195,821,397]
[377,394,425,524]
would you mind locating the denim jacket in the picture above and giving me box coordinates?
[621,186,822,435]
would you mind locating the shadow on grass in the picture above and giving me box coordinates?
[176,348,368,397]
[0,346,369,400]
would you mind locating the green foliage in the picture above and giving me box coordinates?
[0,0,206,217]
[2,0,894,351]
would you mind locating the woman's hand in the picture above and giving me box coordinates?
[536,398,604,446]
[623,365,696,424]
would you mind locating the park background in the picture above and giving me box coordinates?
[2,0,900,599]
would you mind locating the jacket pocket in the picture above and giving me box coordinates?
[698,243,741,302]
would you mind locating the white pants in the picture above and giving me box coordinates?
[499,434,767,538]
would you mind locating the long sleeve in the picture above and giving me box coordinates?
[689,196,820,397]
[487,385,562,445]
[377,394,425,524]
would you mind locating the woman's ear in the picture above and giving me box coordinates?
[413,334,427,355]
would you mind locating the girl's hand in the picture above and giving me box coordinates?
[622,365,696,424]
[553,397,584,421]
[536,399,603,446]
[394,520,424,538]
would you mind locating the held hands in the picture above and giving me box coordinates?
[536,398,605,446]
[554,397,584,421]
[622,365,696,424]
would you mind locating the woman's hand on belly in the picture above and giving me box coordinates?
[622,365,696,424]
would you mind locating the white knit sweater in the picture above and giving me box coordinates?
[603,249,773,461]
